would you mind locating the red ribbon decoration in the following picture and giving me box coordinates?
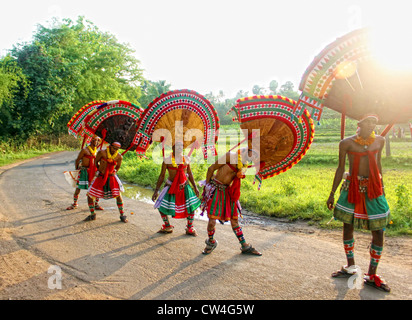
[348,150,382,203]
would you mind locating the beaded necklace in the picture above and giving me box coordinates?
[236,149,252,178]
[237,149,244,170]
[171,153,185,167]
[354,131,376,149]
[87,145,97,156]
[106,148,118,163]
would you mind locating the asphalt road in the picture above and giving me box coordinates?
[0,151,411,300]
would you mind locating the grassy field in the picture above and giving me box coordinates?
[119,123,412,236]
[0,135,77,167]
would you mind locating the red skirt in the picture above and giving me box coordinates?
[88,173,124,199]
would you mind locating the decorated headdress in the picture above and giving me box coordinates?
[83,100,143,153]
[67,100,107,143]
[68,100,143,154]
[294,28,412,138]
[133,89,220,159]
[227,95,314,189]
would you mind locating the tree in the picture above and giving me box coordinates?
[32,17,145,112]
[139,80,172,108]
[252,85,265,95]
[279,81,299,100]
[3,16,146,139]
[235,90,249,100]
[0,57,25,107]
[269,80,278,95]
[0,56,28,136]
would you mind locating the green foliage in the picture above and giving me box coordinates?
[0,134,78,167]
[0,56,29,136]
[120,149,160,188]
[394,184,410,209]
[139,80,172,108]
[0,16,146,140]
[387,184,411,235]
[0,56,27,106]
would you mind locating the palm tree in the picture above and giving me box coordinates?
[139,80,171,108]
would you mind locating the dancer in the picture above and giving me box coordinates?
[86,142,128,223]
[66,135,103,211]
[152,142,200,235]
[327,114,391,292]
[201,148,262,256]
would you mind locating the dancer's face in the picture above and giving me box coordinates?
[109,144,120,154]
[90,137,101,147]
[358,117,377,137]
[173,142,184,156]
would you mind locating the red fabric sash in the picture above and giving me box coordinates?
[228,176,241,203]
[84,154,96,184]
[168,164,188,218]
[224,186,234,220]
[227,164,243,203]
[348,150,382,203]
[100,158,117,189]
[168,164,188,194]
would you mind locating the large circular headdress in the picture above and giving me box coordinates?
[67,100,107,139]
[133,89,220,158]
[228,95,314,189]
[293,28,412,136]
[81,100,144,152]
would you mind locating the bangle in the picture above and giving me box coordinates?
[330,190,335,196]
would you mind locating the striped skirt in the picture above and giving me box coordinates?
[77,167,90,190]
[334,180,391,231]
[154,180,200,219]
[200,179,241,222]
[88,173,124,200]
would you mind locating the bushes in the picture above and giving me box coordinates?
[0,134,78,166]
[387,184,411,235]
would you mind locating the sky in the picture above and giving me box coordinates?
[1,0,412,98]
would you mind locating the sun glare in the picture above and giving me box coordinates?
[334,61,357,79]
[369,20,412,71]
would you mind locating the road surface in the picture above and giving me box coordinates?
[0,151,411,300]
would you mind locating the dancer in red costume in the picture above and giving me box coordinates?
[327,114,391,292]
[152,142,200,236]
[200,148,262,256]
[86,142,128,223]
[66,135,103,211]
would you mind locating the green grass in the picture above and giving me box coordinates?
[0,135,80,167]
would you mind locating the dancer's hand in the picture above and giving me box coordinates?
[326,195,335,210]
[194,187,200,197]
[152,190,159,202]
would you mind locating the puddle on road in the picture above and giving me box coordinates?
[122,183,209,221]
[122,182,154,205]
